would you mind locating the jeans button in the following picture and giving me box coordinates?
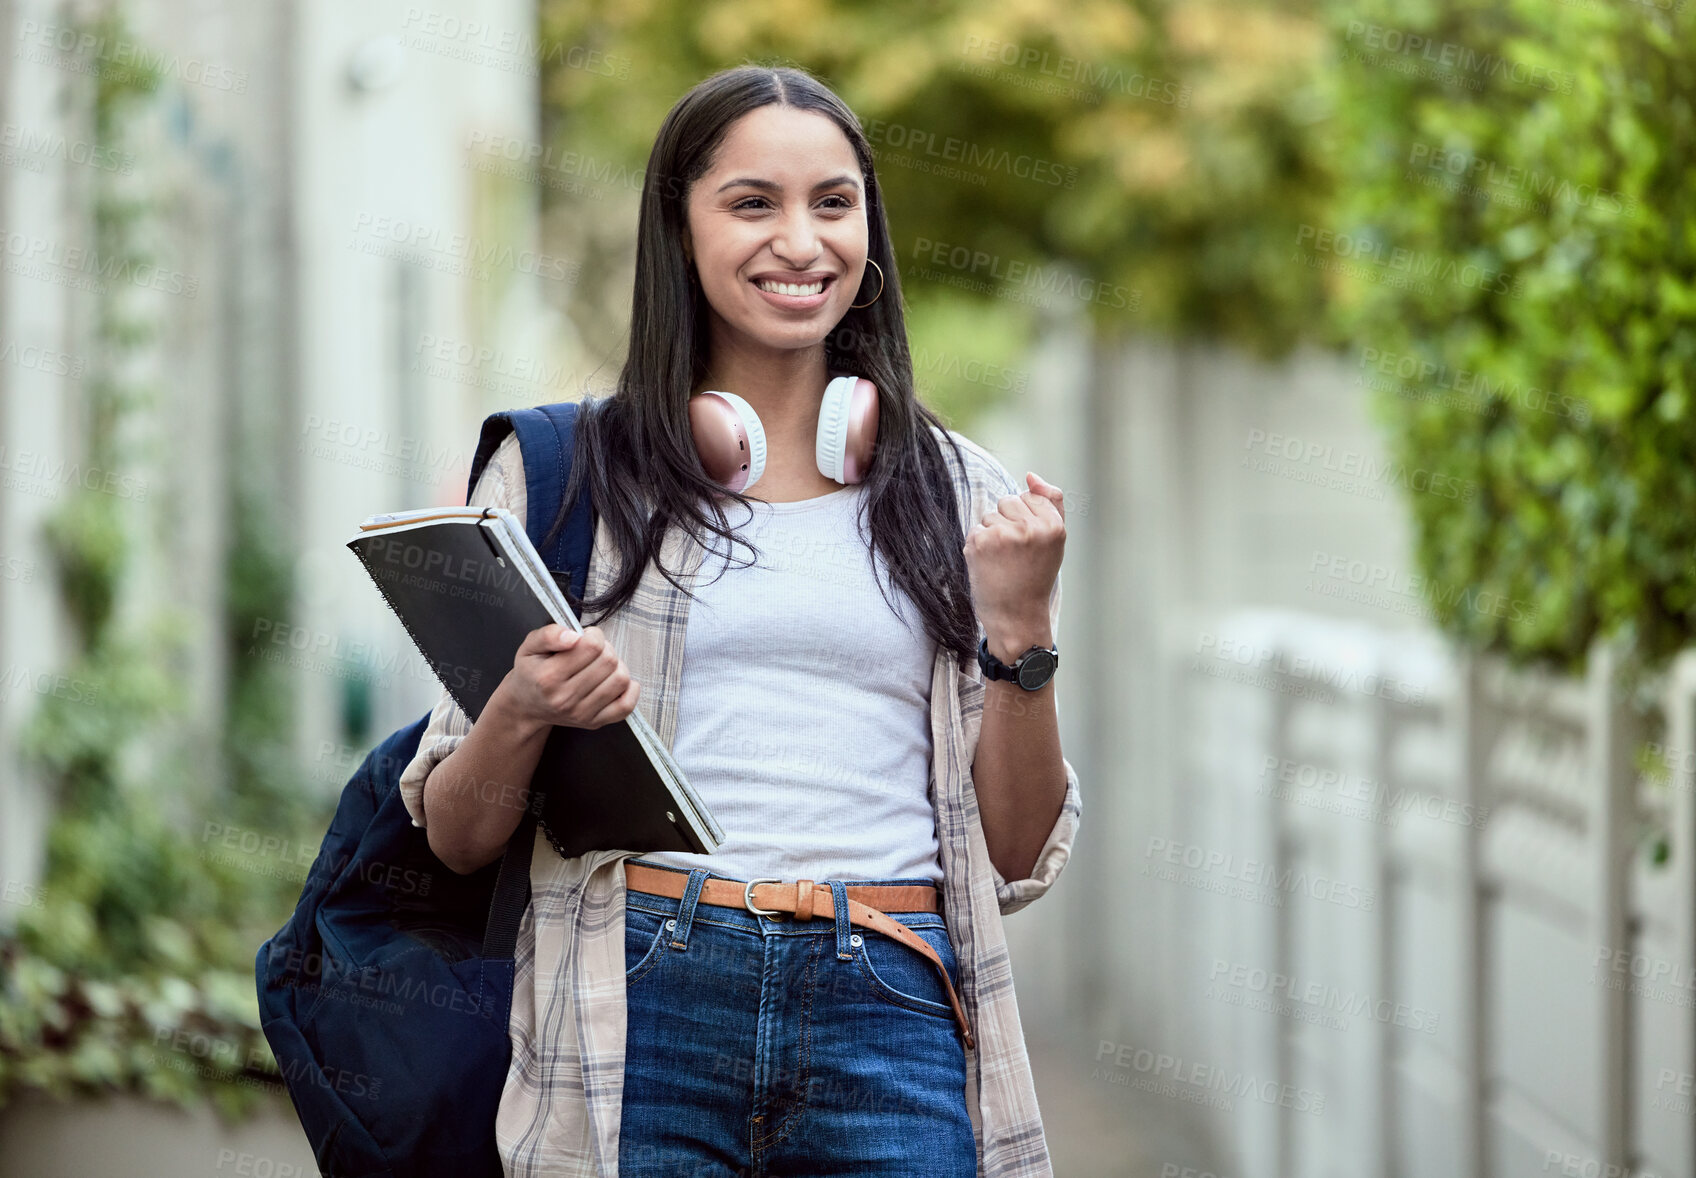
[849,933,862,946]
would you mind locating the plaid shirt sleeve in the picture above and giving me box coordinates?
[396,432,526,828]
[961,446,1084,917]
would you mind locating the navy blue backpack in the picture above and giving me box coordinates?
[257,401,596,1178]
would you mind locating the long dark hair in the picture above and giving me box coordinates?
[547,64,979,665]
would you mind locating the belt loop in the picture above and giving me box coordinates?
[829,880,852,960]
[670,868,709,951]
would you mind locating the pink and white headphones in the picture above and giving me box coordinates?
[687,374,879,494]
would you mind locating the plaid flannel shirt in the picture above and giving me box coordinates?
[398,422,1083,1176]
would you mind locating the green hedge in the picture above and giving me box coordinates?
[1318,0,1696,675]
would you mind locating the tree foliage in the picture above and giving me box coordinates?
[534,0,1334,425]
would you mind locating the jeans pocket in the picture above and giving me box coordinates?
[852,921,957,1020]
[624,906,671,984]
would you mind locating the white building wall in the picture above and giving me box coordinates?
[0,0,82,924]
[290,0,560,776]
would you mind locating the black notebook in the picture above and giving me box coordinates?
[346,505,723,857]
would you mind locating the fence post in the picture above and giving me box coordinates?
[1662,652,1696,1175]
[1587,640,1634,1174]
[1456,648,1489,1178]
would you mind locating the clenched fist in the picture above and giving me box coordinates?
[963,472,1066,643]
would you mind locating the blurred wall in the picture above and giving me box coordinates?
[290,0,568,775]
[0,0,74,925]
[0,0,566,908]
[974,330,1424,1019]
[976,328,1694,1178]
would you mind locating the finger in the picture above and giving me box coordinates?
[1022,491,1064,526]
[541,654,608,716]
[572,665,632,722]
[1026,472,1066,519]
[587,677,640,728]
[536,631,611,687]
[557,639,620,691]
[521,622,580,655]
[995,491,1038,523]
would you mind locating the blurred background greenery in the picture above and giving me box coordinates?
[3,0,1693,1144]
[534,0,1695,681]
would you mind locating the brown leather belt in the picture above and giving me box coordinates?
[623,862,974,1050]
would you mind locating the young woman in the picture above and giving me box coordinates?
[398,65,1082,1177]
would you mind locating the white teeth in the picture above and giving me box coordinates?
[756,278,825,296]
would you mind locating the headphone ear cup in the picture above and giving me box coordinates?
[816,375,879,485]
[689,390,766,493]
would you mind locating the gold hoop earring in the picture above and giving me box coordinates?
[850,259,884,309]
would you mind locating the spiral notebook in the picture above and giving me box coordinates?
[346,505,723,856]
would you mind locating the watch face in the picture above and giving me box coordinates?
[1016,648,1058,690]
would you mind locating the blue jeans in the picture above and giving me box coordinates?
[618,859,978,1177]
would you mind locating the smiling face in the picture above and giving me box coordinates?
[683,104,870,363]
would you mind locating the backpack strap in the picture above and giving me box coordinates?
[467,400,597,604]
[466,400,598,957]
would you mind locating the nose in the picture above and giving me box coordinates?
[769,205,822,267]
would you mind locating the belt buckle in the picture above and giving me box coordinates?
[743,876,783,918]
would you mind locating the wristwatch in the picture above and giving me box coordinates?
[976,636,1060,691]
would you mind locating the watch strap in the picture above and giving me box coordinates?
[977,636,1013,681]
[977,636,1059,688]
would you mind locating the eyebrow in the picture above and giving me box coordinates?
[714,174,862,195]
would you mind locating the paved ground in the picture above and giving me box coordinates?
[1026,1023,1226,1178]
[2,1018,1221,1177]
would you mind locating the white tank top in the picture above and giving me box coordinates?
[635,482,943,885]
